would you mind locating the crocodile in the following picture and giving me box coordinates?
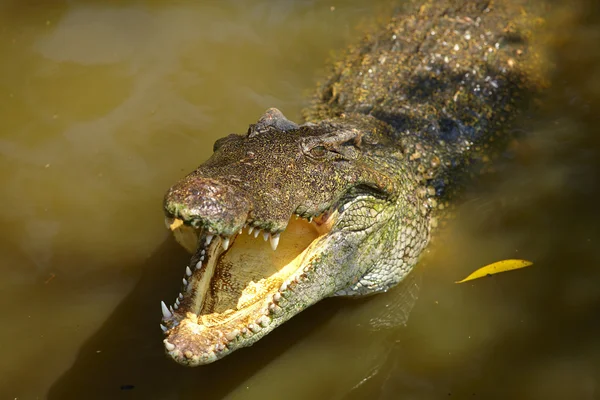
[160,0,547,366]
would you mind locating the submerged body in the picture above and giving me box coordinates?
[161,0,547,365]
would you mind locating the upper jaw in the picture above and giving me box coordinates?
[163,171,344,238]
[164,202,338,253]
[164,215,291,256]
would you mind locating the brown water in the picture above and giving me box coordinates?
[1,0,599,399]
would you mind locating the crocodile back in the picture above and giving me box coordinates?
[305,0,549,202]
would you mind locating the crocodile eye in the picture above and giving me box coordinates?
[310,145,327,158]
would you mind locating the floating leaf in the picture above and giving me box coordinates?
[455,259,533,283]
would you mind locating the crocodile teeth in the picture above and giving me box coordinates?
[206,235,214,246]
[254,229,260,238]
[165,341,175,351]
[178,292,184,300]
[161,301,172,319]
[248,227,254,235]
[160,324,168,332]
[263,232,269,241]
[185,266,192,277]
[222,237,230,251]
[169,305,175,314]
[183,278,188,286]
[195,261,202,270]
[225,329,240,341]
[270,233,280,251]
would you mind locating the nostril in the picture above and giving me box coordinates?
[191,188,200,196]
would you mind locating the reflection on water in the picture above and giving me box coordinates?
[1,0,599,399]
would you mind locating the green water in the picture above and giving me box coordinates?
[1,0,599,399]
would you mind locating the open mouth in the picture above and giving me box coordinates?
[160,211,335,365]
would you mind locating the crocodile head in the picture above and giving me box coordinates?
[160,109,422,366]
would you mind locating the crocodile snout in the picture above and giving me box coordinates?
[164,175,250,236]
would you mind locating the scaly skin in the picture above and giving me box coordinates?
[160,0,548,366]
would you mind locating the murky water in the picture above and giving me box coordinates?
[1,0,599,399]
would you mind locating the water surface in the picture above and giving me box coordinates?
[1,0,599,399]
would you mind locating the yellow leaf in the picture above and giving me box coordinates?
[455,259,533,283]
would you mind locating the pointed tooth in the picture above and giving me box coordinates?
[206,235,214,245]
[254,229,260,238]
[263,232,269,241]
[173,303,178,310]
[160,324,168,332]
[178,292,184,300]
[270,233,280,251]
[195,261,202,270]
[183,278,188,286]
[185,266,192,277]
[161,301,172,319]
[248,227,254,235]
[175,298,180,306]
[201,249,206,255]
[169,305,175,314]
[222,237,230,251]
[225,329,240,341]
[165,340,175,351]
[308,217,313,223]
[239,228,243,234]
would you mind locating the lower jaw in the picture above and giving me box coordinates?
[165,297,282,365]
[163,217,325,364]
